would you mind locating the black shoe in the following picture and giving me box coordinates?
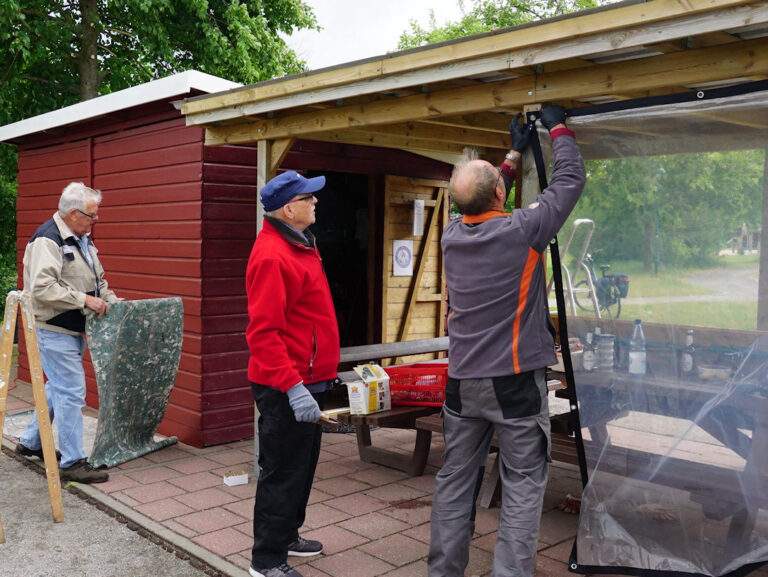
[249,563,303,577]
[15,442,62,461]
[59,459,109,484]
[287,536,323,557]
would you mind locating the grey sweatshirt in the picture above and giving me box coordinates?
[442,132,586,379]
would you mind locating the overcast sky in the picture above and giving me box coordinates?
[284,0,464,71]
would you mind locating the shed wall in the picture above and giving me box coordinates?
[15,114,210,447]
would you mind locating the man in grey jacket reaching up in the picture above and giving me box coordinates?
[428,105,586,577]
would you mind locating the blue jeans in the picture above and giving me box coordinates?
[20,329,88,468]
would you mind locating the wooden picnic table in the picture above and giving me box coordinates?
[337,406,442,476]
[575,368,768,548]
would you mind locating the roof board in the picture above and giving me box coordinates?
[0,70,241,144]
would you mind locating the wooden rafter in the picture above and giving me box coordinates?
[203,37,768,146]
[307,130,483,155]
[349,122,507,148]
[422,112,512,133]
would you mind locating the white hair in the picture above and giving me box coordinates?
[58,182,102,216]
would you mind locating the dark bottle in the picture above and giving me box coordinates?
[628,319,647,376]
[582,331,596,372]
[680,329,696,378]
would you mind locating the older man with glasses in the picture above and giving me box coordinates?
[15,181,117,484]
[429,105,586,577]
[245,171,340,577]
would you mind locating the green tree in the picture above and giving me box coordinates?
[571,151,764,270]
[398,0,605,49]
[0,0,320,293]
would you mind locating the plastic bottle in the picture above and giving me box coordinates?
[628,319,647,376]
[582,331,596,372]
[680,329,696,378]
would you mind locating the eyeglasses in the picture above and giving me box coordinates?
[491,168,503,195]
[289,194,315,204]
[76,209,98,220]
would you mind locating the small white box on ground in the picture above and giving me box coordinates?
[223,470,249,486]
[347,364,391,415]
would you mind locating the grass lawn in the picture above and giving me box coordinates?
[619,301,758,330]
[554,253,760,330]
[618,262,711,298]
[715,254,760,267]
[551,257,713,298]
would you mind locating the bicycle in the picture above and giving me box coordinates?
[571,252,630,319]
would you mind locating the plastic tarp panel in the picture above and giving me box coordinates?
[86,298,183,468]
[556,88,768,577]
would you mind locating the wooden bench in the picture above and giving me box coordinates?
[415,412,579,508]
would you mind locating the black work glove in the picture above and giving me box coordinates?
[508,113,529,153]
[539,105,567,130]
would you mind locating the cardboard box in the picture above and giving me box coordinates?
[223,470,248,486]
[347,363,391,415]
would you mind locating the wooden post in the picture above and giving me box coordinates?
[253,138,294,474]
[521,105,543,208]
[0,292,64,542]
[256,138,294,234]
[255,140,272,236]
[758,152,768,331]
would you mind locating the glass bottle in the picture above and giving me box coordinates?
[593,326,602,369]
[628,319,647,376]
[680,329,696,378]
[582,331,596,372]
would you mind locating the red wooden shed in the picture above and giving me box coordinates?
[0,71,451,447]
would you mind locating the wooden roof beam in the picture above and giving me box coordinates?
[421,112,513,133]
[203,37,768,146]
[304,130,483,156]
[355,122,509,149]
[184,1,768,123]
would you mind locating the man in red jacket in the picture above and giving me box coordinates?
[246,171,340,577]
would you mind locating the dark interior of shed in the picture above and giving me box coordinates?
[307,171,372,349]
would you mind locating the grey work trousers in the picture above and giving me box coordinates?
[428,369,551,577]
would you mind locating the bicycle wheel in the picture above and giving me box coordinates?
[600,290,622,319]
[573,280,598,316]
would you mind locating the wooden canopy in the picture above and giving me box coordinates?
[182,0,768,167]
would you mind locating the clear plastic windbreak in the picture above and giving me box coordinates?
[551,89,768,577]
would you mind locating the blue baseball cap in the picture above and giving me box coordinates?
[260,171,326,211]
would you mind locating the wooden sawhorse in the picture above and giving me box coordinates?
[0,291,64,542]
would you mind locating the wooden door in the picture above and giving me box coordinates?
[381,176,450,362]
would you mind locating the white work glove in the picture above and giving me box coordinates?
[286,383,321,423]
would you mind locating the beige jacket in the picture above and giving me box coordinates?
[23,212,117,336]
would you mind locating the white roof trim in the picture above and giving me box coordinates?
[0,70,241,143]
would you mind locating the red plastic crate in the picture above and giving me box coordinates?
[386,362,448,407]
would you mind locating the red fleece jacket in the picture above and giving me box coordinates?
[245,219,340,391]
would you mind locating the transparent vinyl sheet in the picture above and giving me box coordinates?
[549,89,768,577]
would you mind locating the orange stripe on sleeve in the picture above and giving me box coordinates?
[512,247,540,372]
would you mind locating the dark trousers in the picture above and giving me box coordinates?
[250,383,325,569]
